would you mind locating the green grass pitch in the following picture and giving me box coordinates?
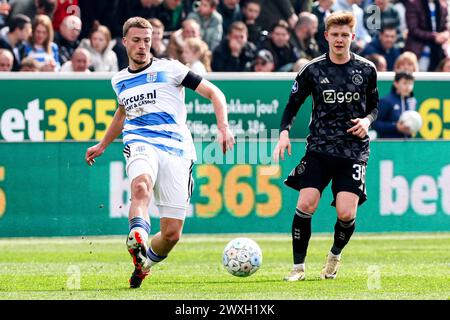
[0,233,449,300]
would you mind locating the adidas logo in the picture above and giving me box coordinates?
[320,77,330,84]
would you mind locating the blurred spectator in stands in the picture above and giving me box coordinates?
[435,57,450,71]
[332,0,371,52]
[187,0,223,52]
[0,14,31,71]
[241,0,261,46]
[78,0,118,39]
[394,51,419,72]
[60,47,90,72]
[256,0,297,31]
[114,0,163,37]
[148,18,168,58]
[0,0,11,29]
[182,37,211,75]
[393,0,407,40]
[78,24,118,72]
[366,53,388,71]
[292,57,310,72]
[405,0,448,71]
[9,0,56,21]
[261,20,299,71]
[112,41,127,70]
[373,71,417,138]
[0,48,13,71]
[19,56,41,71]
[218,0,242,35]
[312,0,334,54]
[291,12,321,60]
[168,18,201,62]
[52,0,78,32]
[24,14,60,71]
[212,21,256,71]
[363,0,401,40]
[361,25,401,71]
[252,48,275,71]
[112,0,156,70]
[156,0,186,32]
[292,0,313,13]
[54,14,81,65]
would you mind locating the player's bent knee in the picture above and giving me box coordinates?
[337,208,356,221]
[162,229,181,244]
[298,199,319,214]
[131,177,151,201]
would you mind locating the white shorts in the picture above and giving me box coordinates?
[123,142,194,220]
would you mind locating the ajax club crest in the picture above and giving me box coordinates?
[352,74,363,85]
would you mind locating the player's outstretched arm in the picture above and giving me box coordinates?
[85,105,126,166]
[273,130,292,162]
[195,79,235,153]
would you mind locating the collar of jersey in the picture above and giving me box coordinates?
[127,58,153,74]
[326,52,355,65]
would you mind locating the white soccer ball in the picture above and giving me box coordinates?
[222,237,262,277]
[399,110,423,134]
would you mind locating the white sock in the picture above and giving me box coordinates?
[293,263,305,271]
[329,251,341,259]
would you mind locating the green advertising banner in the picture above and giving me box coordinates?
[0,140,449,237]
[1,73,450,141]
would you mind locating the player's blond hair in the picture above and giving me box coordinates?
[123,17,153,37]
[325,11,356,32]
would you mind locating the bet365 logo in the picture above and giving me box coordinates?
[322,90,361,104]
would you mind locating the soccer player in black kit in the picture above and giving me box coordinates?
[273,11,379,281]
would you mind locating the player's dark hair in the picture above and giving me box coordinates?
[7,14,31,33]
[123,17,153,37]
[394,71,414,82]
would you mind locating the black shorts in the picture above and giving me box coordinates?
[284,151,367,206]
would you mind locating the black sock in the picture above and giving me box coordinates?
[292,208,312,264]
[331,218,356,255]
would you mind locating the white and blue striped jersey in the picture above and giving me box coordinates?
[111,58,201,160]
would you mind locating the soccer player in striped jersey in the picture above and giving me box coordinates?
[85,17,235,288]
[273,11,379,281]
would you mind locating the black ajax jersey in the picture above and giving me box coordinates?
[280,52,379,162]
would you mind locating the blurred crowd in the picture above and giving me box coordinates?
[1,0,450,73]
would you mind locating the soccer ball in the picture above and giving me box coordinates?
[222,237,262,277]
[399,110,423,134]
